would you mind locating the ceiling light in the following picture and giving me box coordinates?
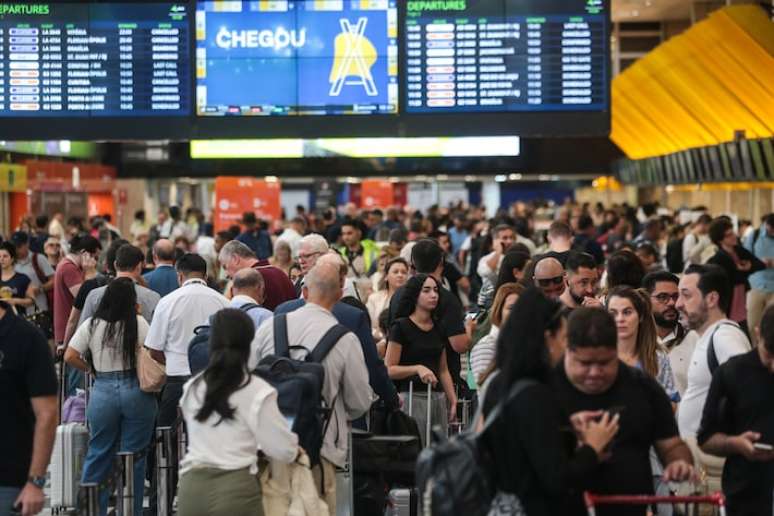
[508,173,522,181]
[494,175,507,183]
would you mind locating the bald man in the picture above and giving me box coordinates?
[230,268,273,331]
[143,238,179,297]
[317,251,361,300]
[533,256,566,299]
[252,262,374,514]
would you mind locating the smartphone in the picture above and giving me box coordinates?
[465,311,478,321]
[753,442,774,451]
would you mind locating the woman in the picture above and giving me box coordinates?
[44,237,63,269]
[288,262,303,284]
[707,218,765,332]
[386,274,457,445]
[366,257,409,339]
[604,248,646,293]
[477,249,531,310]
[481,288,619,516]
[470,282,523,385]
[177,309,298,516]
[0,242,34,315]
[64,278,157,516]
[269,239,293,277]
[606,286,678,401]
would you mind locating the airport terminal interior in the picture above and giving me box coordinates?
[0,0,773,515]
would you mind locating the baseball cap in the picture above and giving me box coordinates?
[10,231,29,245]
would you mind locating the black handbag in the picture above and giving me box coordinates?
[25,304,53,338]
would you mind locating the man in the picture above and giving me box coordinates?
[477,224,518,288]
[555,307,695,516]
[533,256,566,300]
[294,234,330,294]
[229,268,273,331]
[560,251,601,309]
[30,215,49,254]
[698,304,774,516]
[635,243,663,273]
[78,244,160,325]
[573,214,605,267]
[235,212,273,260]
[633,219,662,249]
[218,240,296,311]
[142,239,179,297]
[448,215,469,258]
[745,212,774,346]
[0,300,57,516]
[338,218,379,278]
[11,231,54,315]
[544,220,573,265]
[252,262,374,513]
[683,214,712,267]
[276,217,306,258]
[675,264,751,491]
[432,230,470,299]
[643,271,699,397]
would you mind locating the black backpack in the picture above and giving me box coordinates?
[253,313,349,466]
[188,303,260,376]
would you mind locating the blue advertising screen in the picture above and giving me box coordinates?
[196,1,398,116]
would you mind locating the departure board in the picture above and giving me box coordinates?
[403,0,607,113]
[0,3,191,117]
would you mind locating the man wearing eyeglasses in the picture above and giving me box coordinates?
[643,270,698,397]
[533,256,566,300]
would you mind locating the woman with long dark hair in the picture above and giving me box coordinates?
[64,278,156,516]
[480,288,619,516]
[177,309,298,516]
[385,273,457,445]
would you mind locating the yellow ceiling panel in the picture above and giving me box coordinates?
[611,5,774,158]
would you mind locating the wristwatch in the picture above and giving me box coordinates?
[28,475,46,489]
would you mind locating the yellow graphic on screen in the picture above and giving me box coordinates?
[329,18,378,97]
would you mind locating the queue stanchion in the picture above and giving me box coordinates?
[156,426,173,516]
[81,482,100,516]
[116,451,135,516]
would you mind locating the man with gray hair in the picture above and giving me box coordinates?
[229,268,273,331]
[218,240,295,310]
[252,262,374,514]
[294,233,330,295]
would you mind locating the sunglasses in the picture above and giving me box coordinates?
[651,293,679,304]
[536,275,564,287]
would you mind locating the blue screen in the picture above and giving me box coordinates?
[196,1,398,116]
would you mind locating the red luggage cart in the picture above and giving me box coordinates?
[584,491,727,516]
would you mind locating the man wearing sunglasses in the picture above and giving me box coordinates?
[643,270,698,397]
[533,256,566,300]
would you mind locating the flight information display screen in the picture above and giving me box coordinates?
[403,0,607,113]
[0,2,191,117]
[195,0,398,116]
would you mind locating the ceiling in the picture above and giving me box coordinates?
[612,0,693,22]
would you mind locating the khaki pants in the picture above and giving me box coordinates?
[311,458,337,516]
[746,289,774,344]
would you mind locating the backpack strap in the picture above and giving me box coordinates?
[273,314,290,358]
[239,303,260,313]
[307,324,349,364]
[479,378,539,436]
[707,321,741,375]
[30,252,47,284]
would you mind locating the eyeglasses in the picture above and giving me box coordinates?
[651,293,679,304]
[297,251,322,261]
[536,275,564,288]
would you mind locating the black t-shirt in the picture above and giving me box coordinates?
[442,259,463,298]
[552,361,679,516]
[389,282,465,383]
[389,317,446,392]
[0,302,58,487]
[0,272,31,315]
[697,350,774,514]
[73,274,110,311]
[539,250,571,267]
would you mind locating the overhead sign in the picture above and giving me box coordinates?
[213,176,281,231]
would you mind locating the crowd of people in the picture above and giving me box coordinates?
[2,199,773,516]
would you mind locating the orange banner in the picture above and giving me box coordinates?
[360,179,394,209]
[214,177,281,232]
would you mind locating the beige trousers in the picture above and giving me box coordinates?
[311,458,337,516]
[746,288,774,344]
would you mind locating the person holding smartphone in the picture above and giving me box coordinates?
[698,304,774,516]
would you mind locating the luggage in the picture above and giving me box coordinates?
[385,488,419,516]
[188,303,260,375]
[254,313,350,466]
[353,434,420,486]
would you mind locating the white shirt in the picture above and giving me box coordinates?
[69,316,150,373]
[677,319,750,437]
[660,329,699,398]
[516,234,537,255]
[15,253,54,311]
[477,252,502,284]
[145,279,229,376]
[179,374,298,475]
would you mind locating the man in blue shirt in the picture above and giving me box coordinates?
[448,215,469,258]
[236,212,273,260]
[142,239,179,298]
[230,268,273,331]
[745,213,774,346]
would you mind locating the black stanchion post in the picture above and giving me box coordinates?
[156,426,173,516]
[81,482,100,516]
[116,451,134,516]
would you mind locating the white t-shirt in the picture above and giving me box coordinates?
[677,319,750,437]
[69,316,149,373]
[179,374,298,475]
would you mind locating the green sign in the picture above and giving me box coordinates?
[0,4,49,16]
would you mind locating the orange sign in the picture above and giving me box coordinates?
[214,177,282,231]
[361,179,394,209]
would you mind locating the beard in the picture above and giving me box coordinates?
[654,308,679,329]
[570,288,586,306]
[680,301,709,331]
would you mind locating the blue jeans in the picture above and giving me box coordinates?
[0,486,21,516]
[82,371,157,516]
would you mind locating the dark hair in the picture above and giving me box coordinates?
[379,257,409,291]
[411,239,443,274]
[549,221,572,239]
[339,296,372,329]
[70,234,101,255]
[114,244,144,272]
[495,251,531,290]
[35,215,49,229]
[567,307,618,350]
[685,264,731,315]
[606,249,646,290]
[378,308,391,336]
[216,230,234,242]
[709,218,733,245]
[606,286,659,377]
[577,214,595,232]
[169,206,181,220]
[496,287,566,387]
[389,228,408,245]
[194,309,254,424]
[492,224,515,239]
[636,243,659,259]
[565,250,596,274]
[134,210,145,221]
[0,241,16,261]
[341,217,366,236]
[104,239,130,275]
[394,274,440,320]
[90,278,138,370]
[642,270,679,292]
[175,253,207,276]
[697,214,713,226]
[11,231,29,245]
[760,304,774,354]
